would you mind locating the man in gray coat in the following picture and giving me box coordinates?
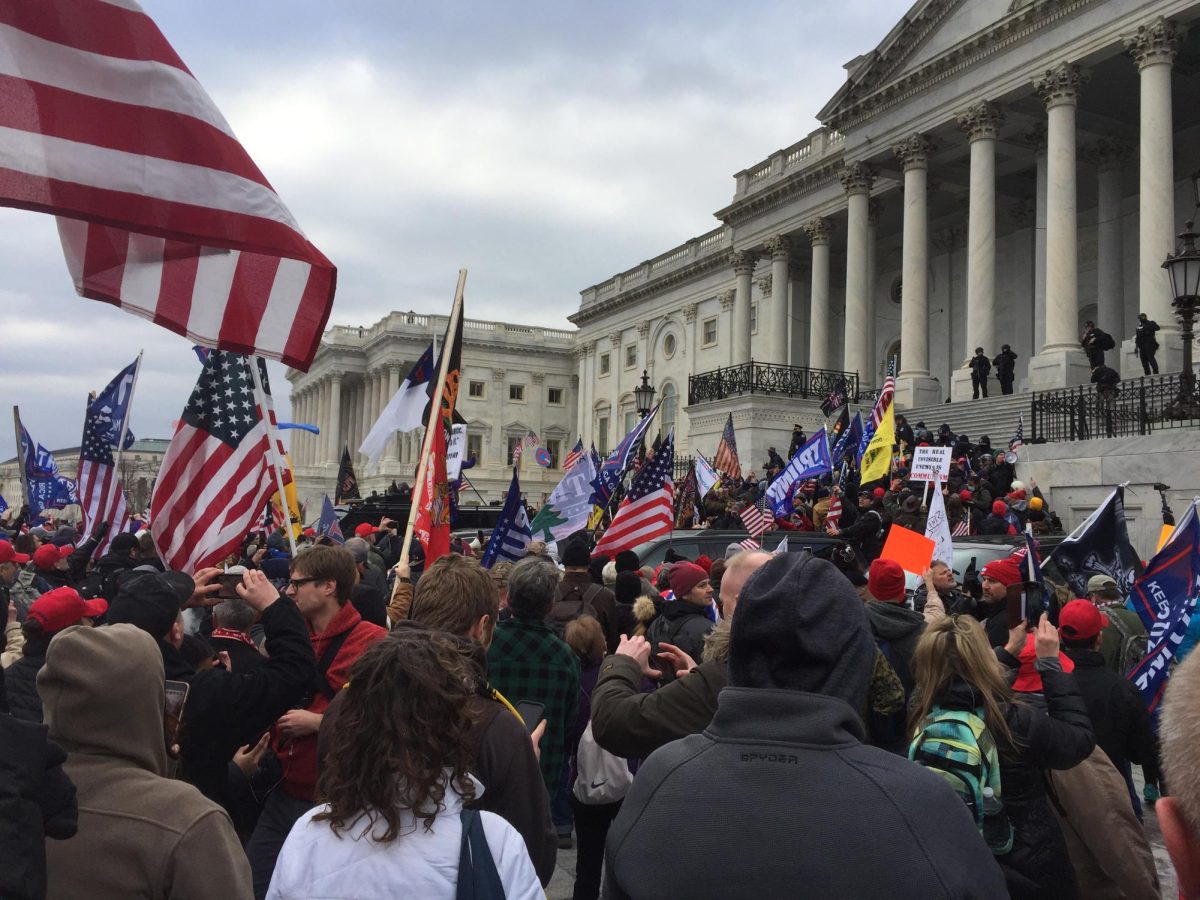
[603,552,1008,900]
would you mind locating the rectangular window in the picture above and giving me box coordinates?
[625,344,637,369]
[703,317,718,346]
[750,302,758,335]
[597,417,610,455]
[547,387,563,405]
[624,410,637,433]
[545,439,561,468]
[599,353,611,376]
[468,380,485,398]
[509,384,525,401]
[466,433,483,463]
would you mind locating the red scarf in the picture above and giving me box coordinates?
[211,627,257,648]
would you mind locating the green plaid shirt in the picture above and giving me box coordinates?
[487,617,580,796]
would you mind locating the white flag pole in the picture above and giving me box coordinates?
[111,350,144,504]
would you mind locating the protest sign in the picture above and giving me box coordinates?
[910,446,952,482]
[879,524,936,575]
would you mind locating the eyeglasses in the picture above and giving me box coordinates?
[286,577,319,590]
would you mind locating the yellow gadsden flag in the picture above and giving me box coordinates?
[859,403,895,484]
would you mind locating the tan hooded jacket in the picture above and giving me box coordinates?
[40,624,251,900]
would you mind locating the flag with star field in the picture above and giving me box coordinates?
[151,350,280,572]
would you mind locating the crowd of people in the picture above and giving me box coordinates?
[0,483,1195,899]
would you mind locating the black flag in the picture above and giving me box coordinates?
[335,446,360,504]
[1046,487,1143,598]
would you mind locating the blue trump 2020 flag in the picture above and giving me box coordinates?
[1128,499,1200,719]
[765,427,832,517]
[831,411,862,464]
[317,495,344,544]
[19,423,78,519]
[482,466,532,568]
[590,402,660,509]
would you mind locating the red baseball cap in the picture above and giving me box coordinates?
[27,587,108,633]
[353,522,377,538]
[32,543,73,572]
[0,542,30,565]
[1059,599,1109,642]
[1012,633,1076,693]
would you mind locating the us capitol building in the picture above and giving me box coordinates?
[289,0,1200,554]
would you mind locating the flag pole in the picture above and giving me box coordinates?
[111,350,144,510]
[249,357,298,558]
[396,269,467,577]
[12,406,29,510]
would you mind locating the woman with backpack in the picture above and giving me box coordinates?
[909,615,1094,900]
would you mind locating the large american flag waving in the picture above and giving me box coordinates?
[0,1,336,369]
[151,351,280,572]
[594,430,675,556]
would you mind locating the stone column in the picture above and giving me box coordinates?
[1028,63,1090,390]
[891,134,941,406]
[865,199,881,387]
[731,250,755,365]
[1086,139,1132,372]
[1127,18,1186,367]
[789,263,810,367]
[316,378,330,464]
[1030,124,1048,359]
[293,390,305,467]
[765,236,792,366]
[804,217,833,370]
[719,290,736,366]
[840,162,874,382]
[388,364,402,463]
[575,346,588,446]
[493,368,506,464]
[328,373,343,466]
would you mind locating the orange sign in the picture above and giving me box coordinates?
[879,524,936,575]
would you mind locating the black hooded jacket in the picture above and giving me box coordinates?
[863,601,924,695]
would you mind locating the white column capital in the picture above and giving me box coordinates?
[1034,63,1088,110]
[1124,17,1187,70]
[891,133,934,171]
[956,101,1005,143]
[609,331,622,347]
[719,289,736,311]
[803,216,833,246]
[756,274,773,298]
[764,235,792,261]
[729,249,757,275]
[682,302,698,323]
[838,161,875,197]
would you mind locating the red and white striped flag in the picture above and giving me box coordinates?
[562,439,584,473]
[714,413,741,480]
[825,495,843,534]
[77,357,141,555]
[0,2,336,369]
[151,351,281,572]
[594,432,675,556]
[739,503,770,540]
[739,536,761,551]
[952,517,972,537]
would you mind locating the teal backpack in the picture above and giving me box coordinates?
[908,707,1013,855]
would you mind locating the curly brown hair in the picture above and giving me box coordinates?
[314,624,480,841]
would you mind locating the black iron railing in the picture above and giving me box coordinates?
[688,361,859,405]
[1030,369,1200,442]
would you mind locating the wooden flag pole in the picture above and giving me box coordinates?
[250,357,298,558]
[395,269,467,581]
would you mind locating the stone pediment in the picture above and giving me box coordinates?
[818,0,1075,129]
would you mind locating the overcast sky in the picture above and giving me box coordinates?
[2,0,913,463]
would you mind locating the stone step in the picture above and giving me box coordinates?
[899,392,1029,445]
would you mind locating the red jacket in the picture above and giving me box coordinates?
[274,602,387,801]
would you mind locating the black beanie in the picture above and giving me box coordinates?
[560,530,591,567]
[728,554,874,710]
[106,572,184,640]
[614,571,642,606]
[614,550,641,573]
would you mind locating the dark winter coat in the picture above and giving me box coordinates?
[936,660,1095,900]
[1091,365,1120,394]
[839,506,887,560]
[863,601,924,695]
[1134,318,1159,351]
[0,712,78,900]
[556,571,620,654]
[1061,648,1158,781]
[645,601,714,683]
[913,583,977,618]
[970,354,992,378]
[993,349,1018,376]
[604,687,1008,899]
[6,645,47,723]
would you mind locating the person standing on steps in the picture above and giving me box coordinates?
[969,348,991,399]
[993,344,1018,395]
[1134,313,1160,375]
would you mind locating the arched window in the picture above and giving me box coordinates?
[660,383,677,439]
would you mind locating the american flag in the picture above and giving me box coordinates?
[739,537,761,551]
[78,357,140,554]
[952,516,972,537]
[714,413,741,480]
[825,494,843,533]
[739,503,771,539]
[857,359,896,463]
[820,378,848,417]
[1010,415,1025,450]
[1,2,335,369]
[150,351,281,572]
[562,438,585,472]
[594,430,675,556]
[512,431,541,463]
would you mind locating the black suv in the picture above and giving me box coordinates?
[630,529,846,567]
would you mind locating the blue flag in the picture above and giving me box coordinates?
[590,403,661,508]
[765,427,832,517]
[317,495,344,544]
[1127,501,1200,719]
[481,466,532,568]
[1047,488,1143,599]
[831,411,863,464]
[0,495,7,516]
[19,424,78,519]
[87,358,139,450]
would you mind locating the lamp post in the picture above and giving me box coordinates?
[634,369,657,420]
[1162,219,1200,420]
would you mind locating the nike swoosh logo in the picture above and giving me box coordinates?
[590,779,607,789]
